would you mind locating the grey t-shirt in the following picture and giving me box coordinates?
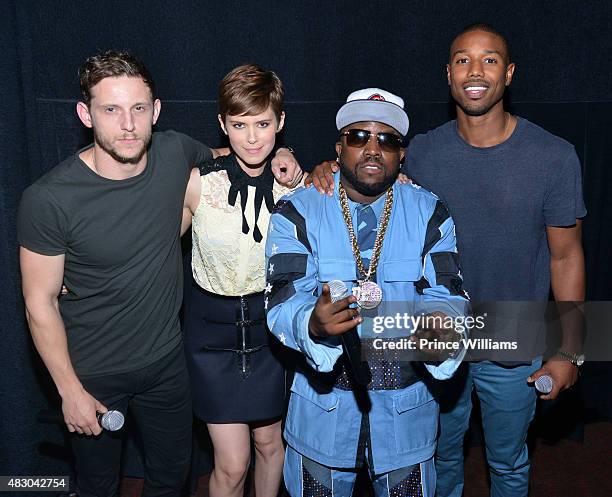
[18,130,211,376]
[404,117,586,302]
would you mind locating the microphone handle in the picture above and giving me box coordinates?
[327,280,371,386]
[341,329,372,386]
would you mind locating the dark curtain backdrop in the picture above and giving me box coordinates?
[2,0,611,477]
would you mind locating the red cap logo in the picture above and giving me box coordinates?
[368,93,386,101]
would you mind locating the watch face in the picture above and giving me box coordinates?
[577,354,585,366]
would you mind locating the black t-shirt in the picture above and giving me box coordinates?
[18,130,211,376]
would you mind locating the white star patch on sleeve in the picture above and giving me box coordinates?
[278,332,287,345]
[271,243,279,255]
[264,282,273,294]
[268,263,274,275]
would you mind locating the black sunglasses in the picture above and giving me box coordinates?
[340,129,403,153]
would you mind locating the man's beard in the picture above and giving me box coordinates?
[340,158,398,198]
[94,130,151,164]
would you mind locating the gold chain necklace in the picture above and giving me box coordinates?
[338,181,393,281]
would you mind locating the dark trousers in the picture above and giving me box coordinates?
[70,344,192,497]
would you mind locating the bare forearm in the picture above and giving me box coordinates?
[551,254,585,352]
[25,299,82,397]
[180,207,193,236]
[182,168,200,236]
[551,253,585,301]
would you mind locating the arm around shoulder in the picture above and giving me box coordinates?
[181,168,202,236]
[417,201,470,379]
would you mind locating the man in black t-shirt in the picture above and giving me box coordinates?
[18,51,301,497]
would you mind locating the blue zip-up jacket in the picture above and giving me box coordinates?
[265,173,469,473]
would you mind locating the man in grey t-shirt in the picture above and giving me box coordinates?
[18,51,301,497]
[403,25,585,497]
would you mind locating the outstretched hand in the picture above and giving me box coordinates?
[410,311,462,361]
[309,283,361,337]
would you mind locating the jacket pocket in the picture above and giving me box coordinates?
[318,259,356,283]
[381,259,422,282]
[285,375,339,456]
[379,259,423,304]
[317,260,356,301]
[392,384,438,454]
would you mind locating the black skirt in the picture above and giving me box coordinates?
[183,280,286,423]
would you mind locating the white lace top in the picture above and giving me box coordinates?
[191,155,296,296]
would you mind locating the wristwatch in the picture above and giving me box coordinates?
[556,349,585,367]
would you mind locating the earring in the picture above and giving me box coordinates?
[336,157,340,163]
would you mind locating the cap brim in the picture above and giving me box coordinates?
[336,100,409,136]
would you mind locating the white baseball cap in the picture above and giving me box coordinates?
[336,88,409,136]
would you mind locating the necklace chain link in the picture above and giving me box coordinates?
[338,181,393,281]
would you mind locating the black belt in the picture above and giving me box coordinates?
[195,289,267,379]
[334,338,421,391]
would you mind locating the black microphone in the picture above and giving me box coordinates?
[38,409,125,431]
[328,280,372,386]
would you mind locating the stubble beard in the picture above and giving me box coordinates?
[454,88,505,117]
[94,129,152,165]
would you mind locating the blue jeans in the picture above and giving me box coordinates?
[435,358,541,497]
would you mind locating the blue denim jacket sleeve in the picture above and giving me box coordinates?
[265,202,342,372]
[417,204,470,380]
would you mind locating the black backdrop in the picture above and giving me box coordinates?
[2,0,612,477]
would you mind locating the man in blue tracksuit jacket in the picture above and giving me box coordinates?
[265,88,469,497]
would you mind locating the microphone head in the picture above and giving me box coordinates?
[534,374,553,394]
[100,410,125,431]
[328,280,349,303]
